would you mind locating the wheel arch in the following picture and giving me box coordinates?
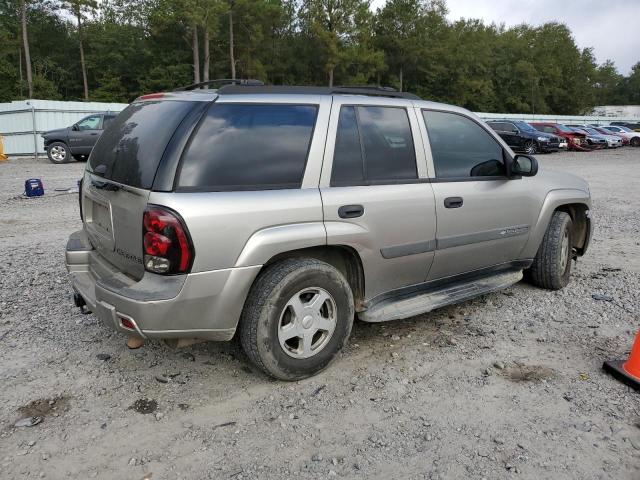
[45,138,68,148]
[554,203,590,255]
[520,190,592,259]
[262,245,366,312]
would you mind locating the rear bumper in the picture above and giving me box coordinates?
[66,230,261,341]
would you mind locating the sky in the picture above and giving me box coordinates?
[370,0,640,75]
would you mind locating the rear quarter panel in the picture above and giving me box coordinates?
[148,189,326,273]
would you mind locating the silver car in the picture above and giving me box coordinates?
[66,84,593,380]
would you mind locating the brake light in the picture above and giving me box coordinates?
[136,92,165,102]
[143,206,194,274]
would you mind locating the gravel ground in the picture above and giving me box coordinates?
[0,149,639,480]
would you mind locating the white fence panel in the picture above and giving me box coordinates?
[1,98,639,157]
[474,112,640,125]
[0,99,128,156]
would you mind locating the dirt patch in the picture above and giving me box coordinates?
[129,398,158,415]
[17,395,70,418]
[502,365,555,382]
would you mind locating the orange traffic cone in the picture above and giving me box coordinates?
[603,329,640,392]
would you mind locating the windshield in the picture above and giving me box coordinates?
[556,124,574,133]
[585,128,600,135]
[617,126,633,132]
[513,121,536,132]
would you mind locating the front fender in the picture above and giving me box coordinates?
[234,222,327,267]
[519,188,591,259]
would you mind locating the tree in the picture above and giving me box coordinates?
[300,0,375,86]
[62,0,97,100]
[20,0,33,97]
[0,0,637,110]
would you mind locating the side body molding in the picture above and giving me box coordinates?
[519,188,591,259]
[234,222,327,267]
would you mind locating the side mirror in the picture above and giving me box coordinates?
[511,154,538,177]
[72,124,79,131]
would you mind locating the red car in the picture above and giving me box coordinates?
[530,122,591,151]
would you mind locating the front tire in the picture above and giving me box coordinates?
[526,211,573,290]
[239,258,354,381]
[524,140,537,154]
[46,142,70,164]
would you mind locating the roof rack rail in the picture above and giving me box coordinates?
[173,78,264,91]
[216,84,421,100]
[331,85,420,99]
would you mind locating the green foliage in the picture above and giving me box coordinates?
[0,0,637,112]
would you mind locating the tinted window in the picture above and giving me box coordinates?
[78,115,101,130]
[514,121,535,132]
[331,107,364,185]
[331,106,417,185]
[178,104,317,191]
[488,122,508,131]
[423,110,505,179]
[89,100,196,189]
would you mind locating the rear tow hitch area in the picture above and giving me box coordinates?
[73,292,90,314]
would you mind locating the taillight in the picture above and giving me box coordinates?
[143,206,194,274]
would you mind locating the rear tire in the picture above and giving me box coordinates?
[239,258,354,381]
[526,211,573,290]
[46,142,70,164]
[631,137,640,147]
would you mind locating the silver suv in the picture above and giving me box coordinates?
[66,84,592,380]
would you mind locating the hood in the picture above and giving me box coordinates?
[533,131,555,140]
[566,131,585,137]
[536,167,590,194]
[41,127,69,138]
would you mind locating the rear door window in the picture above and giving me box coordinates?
[177,104,318,191]
[89,100,196,189]
[330,105,418,186]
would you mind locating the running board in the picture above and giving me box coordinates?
[359,270,523,323]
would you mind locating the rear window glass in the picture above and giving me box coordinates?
[88,100,195,189]
[177,104,318,191]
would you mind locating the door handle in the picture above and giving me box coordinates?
[444,197,463,208]
[338,204,364,218]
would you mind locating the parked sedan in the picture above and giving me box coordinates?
[610,121,640,132]
[589,126,629,146]
[486,120,560,154]
[42,112,117,164]
[530,122,590,151]
[567,125,622,148]
[601,125,640,146]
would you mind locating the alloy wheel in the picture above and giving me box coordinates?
[277,287,337,359]
[50,145,66,161]
[525,141,536,154]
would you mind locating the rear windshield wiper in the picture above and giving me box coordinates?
[91,178,120,191]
